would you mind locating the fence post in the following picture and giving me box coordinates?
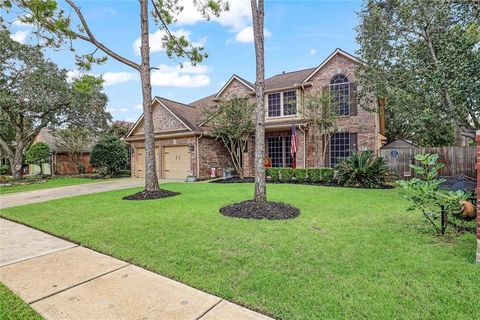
[476,130,480,263]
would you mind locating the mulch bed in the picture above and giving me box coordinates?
[210,177,394,189]
[123,189,180,200]
[220,200,300,220]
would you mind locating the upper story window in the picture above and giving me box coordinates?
[268,93,281,117]
[267,90,297,117]
[330,74,350,116]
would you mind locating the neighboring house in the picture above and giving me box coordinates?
[125,48,387,179]
[30,128,95,175]
[381,139,418,150]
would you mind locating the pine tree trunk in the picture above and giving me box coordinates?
[139,0,160,192]
[251,0,266,202]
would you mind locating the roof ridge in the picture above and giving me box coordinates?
[269,66,316,77]
[155,96,196,109]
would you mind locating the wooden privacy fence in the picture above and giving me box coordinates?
[379,146,475,179]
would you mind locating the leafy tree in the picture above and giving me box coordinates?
[54,128,93,174]
[302,90,337,166]
[2,0,227,193]
[25,142,50,175]
[383,88,455,146]
[90,135,127,176]
[108,121,133,139]
[0,29,110,180]
[398,153,468,235]
[251,0,267,202]
[356,0,479,145]
[206,97,254,179]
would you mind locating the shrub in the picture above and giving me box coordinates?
[320,168,335,183]
[307,168,322,183]
[0,165,10,175]
[279,168,294,182]
[295,168,308,182]
[25,142,50,175]
[266,168,280,182]
[398,153,468,235]
[90,135,128,175]
[337,151,389,188]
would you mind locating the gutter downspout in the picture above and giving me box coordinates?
[196,134,203,179]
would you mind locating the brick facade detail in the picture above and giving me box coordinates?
[53,153,94,175]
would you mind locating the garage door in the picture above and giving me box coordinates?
[163,146,190,179]
[135,147,159,178]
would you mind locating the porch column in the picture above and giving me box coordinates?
[476,130,480,263]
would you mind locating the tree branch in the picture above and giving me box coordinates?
[64,0,141,71]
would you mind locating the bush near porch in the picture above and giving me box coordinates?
[0,183,478,319]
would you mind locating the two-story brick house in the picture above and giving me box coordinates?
[125,48,386,179]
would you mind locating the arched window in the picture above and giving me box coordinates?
[330,74,350,116]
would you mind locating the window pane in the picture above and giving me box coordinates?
[268,93,281,117]
[284,136,293,167]
[268,136,283,167]
[283,91,297,116]
[330,75,350,116]
[330,132,351,166]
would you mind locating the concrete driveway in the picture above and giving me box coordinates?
[0,178,149,209]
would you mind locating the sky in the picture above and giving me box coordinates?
[4,0,363,123]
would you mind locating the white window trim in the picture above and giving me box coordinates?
[266,89,298,119]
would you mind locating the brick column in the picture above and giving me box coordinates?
[476,131,480,263]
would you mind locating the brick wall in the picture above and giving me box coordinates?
[130,101,187,136]
[303,54,377,167]
[198,137,233,178]
[54,153,94,175]
[476,131,480,263]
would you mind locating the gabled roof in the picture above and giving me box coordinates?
[303,48,363,83]
[215,74,254,98]
[265,67,316,91]
[38,128,96,153]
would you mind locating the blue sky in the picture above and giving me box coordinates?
[5,0,362,123]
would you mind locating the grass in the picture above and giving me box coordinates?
[0,176,116,195]
[0,283,42,320]
[1,183,478,319]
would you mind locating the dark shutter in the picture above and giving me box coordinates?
[349,133,358,155]
[349,83,357,116]
[324,134,330,167]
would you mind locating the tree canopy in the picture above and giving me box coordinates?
[356,0,479,146]
[0,28,110,178]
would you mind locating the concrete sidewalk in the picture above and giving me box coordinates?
[0,178,148,209]
[0,218,273,320]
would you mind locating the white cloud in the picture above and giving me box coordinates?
[119,108,128,112]
[151,63,210,87]
[107,107,116,113]
[234,26,272,43]
[309,49,317,56]
[10,30,29,43]
[175,0,266,44]
[133,104,143,110]
[102,72,138,86]
[132,29,192,55]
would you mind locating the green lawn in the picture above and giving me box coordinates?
[1,183,478,319]
[0,283,42,320]
[0,177,115,195]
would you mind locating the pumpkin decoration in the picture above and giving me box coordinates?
[459,201,476,220]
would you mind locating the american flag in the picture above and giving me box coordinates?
[291,125,298,168]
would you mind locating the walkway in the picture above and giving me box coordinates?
[0,178,149,209]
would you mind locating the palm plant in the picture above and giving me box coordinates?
[337,151,390,188]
